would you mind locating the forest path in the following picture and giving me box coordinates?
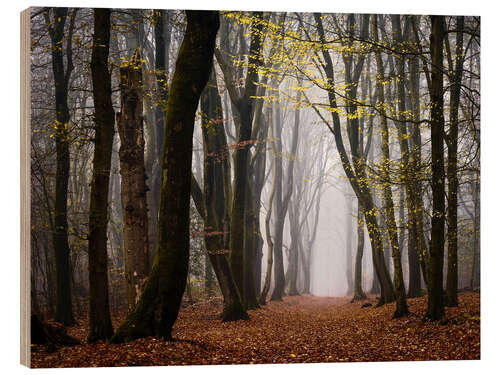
[31,292,479,367]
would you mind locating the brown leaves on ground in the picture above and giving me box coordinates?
[31,292,479,368]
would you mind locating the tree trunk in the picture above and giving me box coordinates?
[260,107,277,305]
[426,15,446,321]
[88,7,114,342]
[345,196,354,296]
[117,50,150,311]
[353,202,367,300]
[470,173,480,289]
[270,89,286,301]
[110,10,220,343]
[148,10,171,262]
[373,14,408,317]
[409,16,429,288]
[225,13,265,307]
[244,178,259,309]
[43,7,76,326]
[446,16,465,307]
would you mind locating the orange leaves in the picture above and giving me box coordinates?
[31,292,479,368]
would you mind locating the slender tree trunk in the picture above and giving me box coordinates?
[470,173,480,289]
[426,15,446,321]
[111,10,220,342]
[409,16,429,287]
[244,177,259,309]
[270,89,286,301]
[44,7,76,326]
[287,198,300,296]
[353,202,367,300]
[446,16,465,307]
[116,51,150,311]
[148,10,172,263]
[345,196,354,295]
[373,14,408,317]
[260,107,277,305]
[88,7,114,342]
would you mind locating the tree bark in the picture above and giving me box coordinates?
[345,196,354,295]
[353,202,367,300]
[426,15,446,321]
[43,7,76,326]
[446,16,465,307]
[117,50,150,311]
[198,68,248,320]
[224,12,264,306]
[260,107,277,304]
[110,10,220,342]
[88,7,114,342]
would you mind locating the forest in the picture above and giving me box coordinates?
[27,6,480,367]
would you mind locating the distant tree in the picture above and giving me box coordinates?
[313,13,395,305]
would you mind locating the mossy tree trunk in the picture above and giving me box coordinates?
[445,16,465,307]
[110,10,220,343]
[426,15,446,322]
[88,7,114,342]
[148,9,172,263]
[43,7,77,327]
[117,50,150,311]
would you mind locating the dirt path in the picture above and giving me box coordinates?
[31,292,480,367]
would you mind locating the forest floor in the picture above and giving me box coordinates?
[31,291,480,367]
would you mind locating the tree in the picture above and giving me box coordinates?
[345,196,354,295]
[372,14,408,317]
[116,50,150,310]
[426,15,446,322]
[110,10,220,342]
[313,13,395,305]
[43,7,77,326]
[195,68,249,320]
[445,16,465,307]
[216,11,264,307]
[87,7,114,342]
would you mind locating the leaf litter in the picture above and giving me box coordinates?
[31,291,480,367]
